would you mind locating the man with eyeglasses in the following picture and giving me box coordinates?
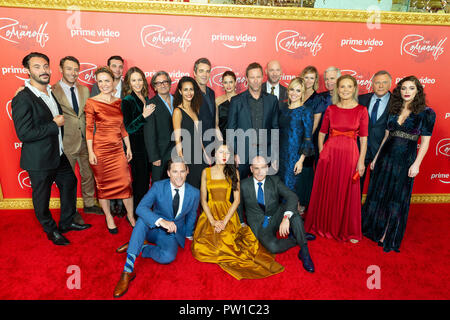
[143,71,175,182]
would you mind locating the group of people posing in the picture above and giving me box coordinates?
[12,52,436,298]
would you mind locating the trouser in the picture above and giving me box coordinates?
[27,153,77,234]
[65,142,96,207]
[130,152,150,210]
[127,218,178,264]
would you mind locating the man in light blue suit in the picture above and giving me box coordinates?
[113,157,200,298]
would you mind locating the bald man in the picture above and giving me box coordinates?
[262,60,287,107]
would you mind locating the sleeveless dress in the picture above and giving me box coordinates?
[305,104,369,242]
[178,107,206,189]
[85,98,132,199]
[362,107,436,252]
[191,168,284,280]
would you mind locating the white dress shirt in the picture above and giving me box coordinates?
[253,177,293,219]
[155,182,185,226]
[59,80,79,112]
[25,80,63,155]
[113,80,122,98]
[266,82,280,99]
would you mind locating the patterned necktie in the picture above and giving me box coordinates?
[172,188,180,218]
[270,86,275,95]
[70,87,79,115]
[371,98,381,125]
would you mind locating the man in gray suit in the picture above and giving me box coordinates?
[240,156,315,273]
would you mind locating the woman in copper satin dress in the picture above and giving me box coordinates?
[191,144,284,280]
[305,75,369,243]
[86,67,135,233]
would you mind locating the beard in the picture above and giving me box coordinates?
[31,73,50,85]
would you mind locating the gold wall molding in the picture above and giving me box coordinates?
[0,194,448,210]
[1,0,449,26]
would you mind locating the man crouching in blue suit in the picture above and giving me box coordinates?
[113,157,200,298]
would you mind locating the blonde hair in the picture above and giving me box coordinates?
[300,65,319,91]
[332,74,359,105]
[287,77,306,105]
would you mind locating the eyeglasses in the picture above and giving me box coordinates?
[154,80,170,86]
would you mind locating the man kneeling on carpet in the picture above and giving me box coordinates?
[239,156,316,273]
[113,157,200,298]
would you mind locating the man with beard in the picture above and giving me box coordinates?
[11,52,91,245]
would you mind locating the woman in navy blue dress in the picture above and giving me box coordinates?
[296,66,326,212]
[278,77,314,205]
[362,76,436,253]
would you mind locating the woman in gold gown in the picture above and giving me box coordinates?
[191,144,284,280]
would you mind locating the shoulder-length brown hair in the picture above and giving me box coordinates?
[300,65,319,91]
[389,76,426,115]
[122,66,149,97]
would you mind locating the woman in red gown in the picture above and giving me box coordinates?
[305,75,369,243]
[85,67,134,234]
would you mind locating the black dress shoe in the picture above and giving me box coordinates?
[298,247,315,273]
[47,231,70,246]
[59,222,92,233]
[305,233,316,241]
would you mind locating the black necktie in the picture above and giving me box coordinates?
[70,87,79,115]
[371,98,381,125]
[172,188,180,218]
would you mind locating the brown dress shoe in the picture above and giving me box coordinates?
[116,240,150,254]
[113,271,136,298]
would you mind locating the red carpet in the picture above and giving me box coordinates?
[0,203,448,300]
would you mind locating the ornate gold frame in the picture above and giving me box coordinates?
[1,1,449,208]
[1,0,449,26]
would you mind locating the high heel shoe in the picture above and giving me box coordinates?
[126,215,136,228]
[108,226,118,234]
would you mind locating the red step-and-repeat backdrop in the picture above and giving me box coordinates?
[0,6,449,201]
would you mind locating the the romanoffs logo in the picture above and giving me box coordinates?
[400,34,446,61]
[78,62,97,86]
[340,37,384,53]
[341,69,373,92]
[275,31,323,56]
[209,66,247,89]
[436,138,450,158]
[70,27,120,45]
[0,17,49,47]
[6,100,12,120]
[211,33,257,49]
[18,170,31,189]
[140,25,192,52]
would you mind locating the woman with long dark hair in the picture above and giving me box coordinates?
[362,76,436,253]
[121,67,155,211]
[191,144,284,280]
[172,76,208,189]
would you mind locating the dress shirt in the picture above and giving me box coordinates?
[253,177,293,218]
[113,80,122,98]
[155,182,186,226]
[266,82,280,99]
[59,80,79,112]
[24,80,63,155]
[159,93,174,115]
[368,92,390,122]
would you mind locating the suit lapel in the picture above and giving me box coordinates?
[179,184,190,218]
[163,180,174,218]
[76,82,88,114]
[242,91,253,127]
[156,94,172,118]
[52,82,76,116]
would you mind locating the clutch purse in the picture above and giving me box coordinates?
[352,171,360,182]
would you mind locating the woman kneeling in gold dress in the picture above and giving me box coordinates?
[191,144,284,280]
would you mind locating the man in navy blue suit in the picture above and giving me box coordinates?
[358,70,392,197]
[113,157,200,298]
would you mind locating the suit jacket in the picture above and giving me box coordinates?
[12,87,64,171]
[51,81,90,155]
[240,175,298,238]
[358,92,391,162]
[143,94,175,163]
[136,179,200,248]
[198,86,216,145]
[227,90,279,161]
[121,91,150,155]
[262,82,288,106]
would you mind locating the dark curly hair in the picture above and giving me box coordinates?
[389,76,426,115]
[173,76,203,115]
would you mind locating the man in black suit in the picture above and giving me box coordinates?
[358,70,392,196]
[193,57,216,148]
[12,52,91,245]
[262,60,287,107]
[240,156,315,273]
[144,71,175,182]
